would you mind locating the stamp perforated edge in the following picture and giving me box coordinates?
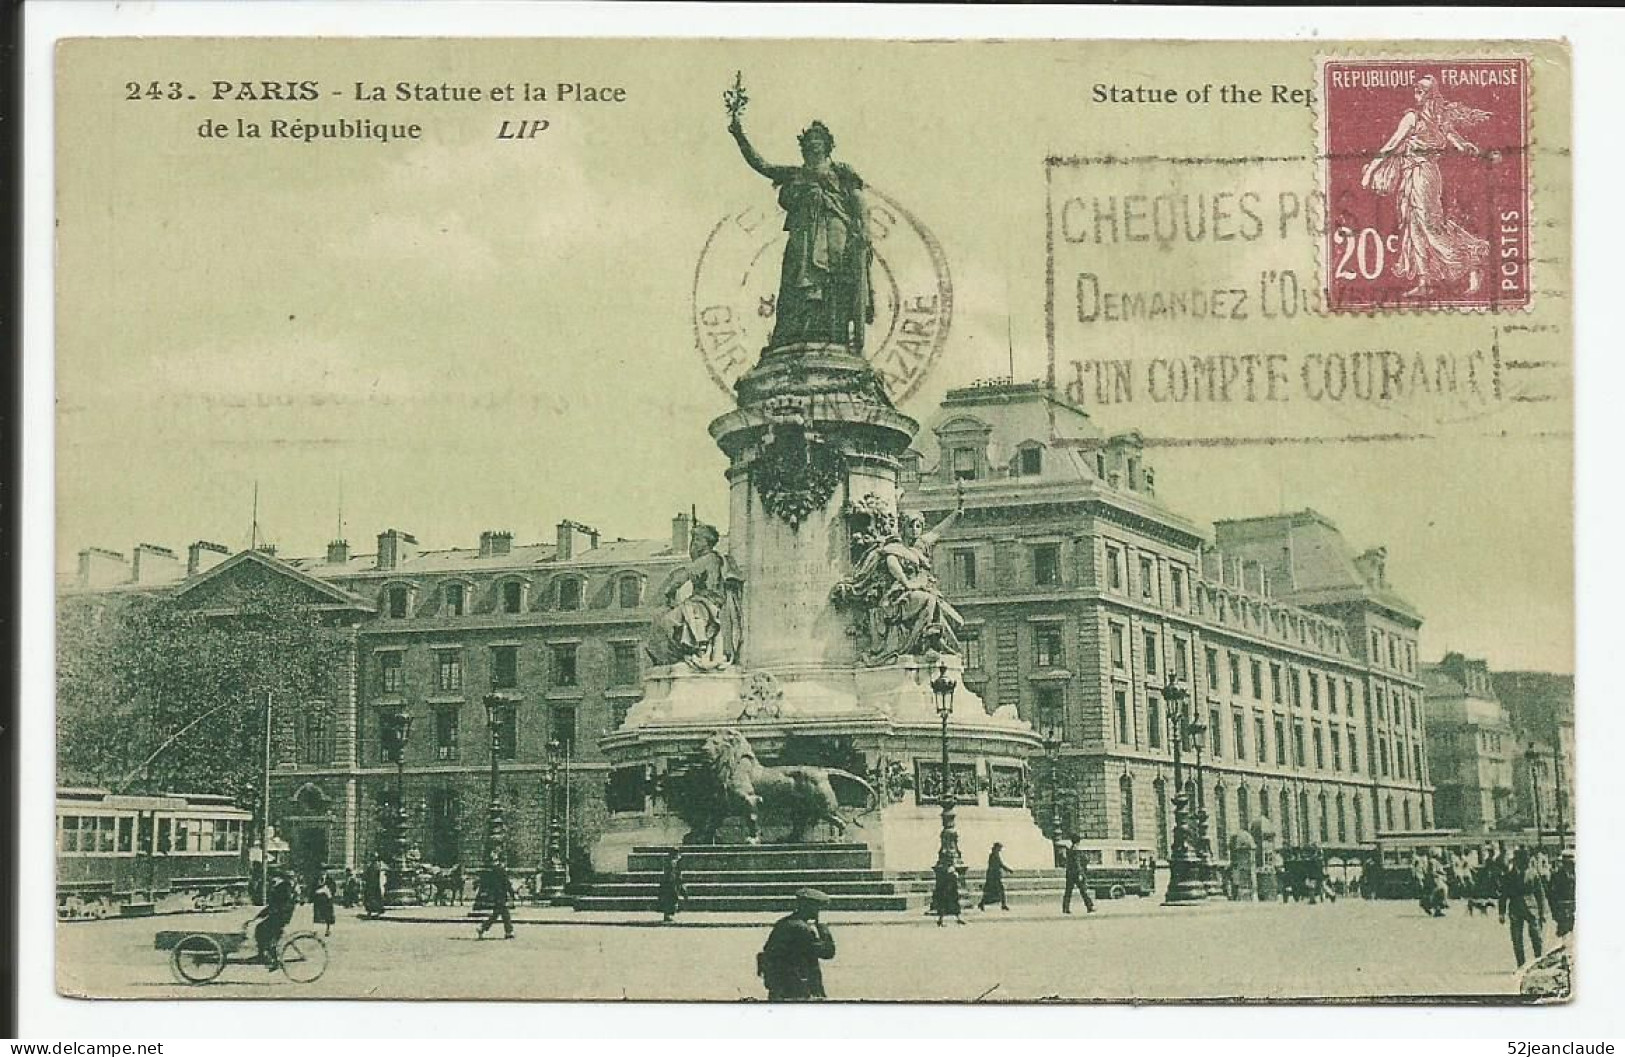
[1310,45,1547,316]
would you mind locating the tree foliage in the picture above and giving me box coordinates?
[57,580,352,824]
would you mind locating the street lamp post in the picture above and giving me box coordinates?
[381,707,418,906]
[1161,680,1208,906]
[482,695,508,865]
[1554,747,1568,840]
[930,661,963,876]
[1042,722,1064,866]
[1185,709,1219,896]
[538,737,568,903]
[1524,742,1544,851]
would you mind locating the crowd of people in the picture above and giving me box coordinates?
[1408,843,1576,968]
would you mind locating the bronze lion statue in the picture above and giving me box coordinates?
[683,728,875,844]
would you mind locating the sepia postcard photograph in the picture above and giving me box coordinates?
[44,28,1577,1009]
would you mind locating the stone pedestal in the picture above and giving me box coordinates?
[593,341,1052,887]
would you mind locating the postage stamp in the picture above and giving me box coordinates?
[1317,57,1532,313]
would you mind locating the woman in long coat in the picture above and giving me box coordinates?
[657,850,686,924]
[310,874,337,936]
[362,857,387,918]
[931,860,966,926]
[978,842,1014,911]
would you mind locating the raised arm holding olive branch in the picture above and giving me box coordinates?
[724,74,874,351]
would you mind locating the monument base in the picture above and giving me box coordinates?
[594,656,1050,879]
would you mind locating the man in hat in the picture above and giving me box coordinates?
[1062,839,1095,915]
[474,856,516,940]
[252,866,297,970]
[1498,846,1550,968]
[1548,849,1576,940]
[758,888,837,1001]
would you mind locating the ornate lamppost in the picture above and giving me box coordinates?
[1161,680,1208,905]
[1186,708,1218,895]
[930,661,963,875]
[381,706,418,906]
[482,694,508,864]
[1042,720,1065,867]
[1524,742,1544,851]
[538,738,568,903]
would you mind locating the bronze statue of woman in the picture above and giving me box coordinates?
[728,102,874,353]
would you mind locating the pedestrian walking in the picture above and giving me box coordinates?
[362,856,387,918]
[1420,852,1449,917]
[931,859,967,926]
[311,873,336,937]
[341,867,361,909]
[657,849,686,924]
[758,888,836,1001]
[1061,839,1095,914]
[1498,847,1550,968]
[1548,849,1576,940]
[978,842,1014,911]
[474,857,516,940]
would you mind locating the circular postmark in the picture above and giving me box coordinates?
[692,186,952,405]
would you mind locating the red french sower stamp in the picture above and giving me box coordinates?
[1319,57,1531,312]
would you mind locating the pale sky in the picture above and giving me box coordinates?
[54,38,1573,673]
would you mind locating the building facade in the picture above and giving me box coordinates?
[1421,654,1517,832]
[1495,670,1575,840]
[61,381,1437,877]
[901,381,1432,860]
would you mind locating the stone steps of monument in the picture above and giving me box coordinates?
[616,867,887,885]
[589,878,903,898]
[627,846,874,873]
[570,891,910,913]
[630,843,869,854]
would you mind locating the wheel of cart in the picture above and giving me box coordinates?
[158,928,329,985]
[276,931,329,983]
[170,932,230,984]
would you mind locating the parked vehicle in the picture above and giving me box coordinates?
[57,787,251,919]
[1070,840,1157,899]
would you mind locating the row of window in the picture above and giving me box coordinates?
[1197,643,1363,718]
[377,701,578,764]
[380,573,647,620]
[375,641,643,697]
[1200,585,1349,656]
[1121,779,1428,851]
[57,815,247,856]
[1103,542,1190,610]
[1370,627,1418,675]
[1107,688,1367,776]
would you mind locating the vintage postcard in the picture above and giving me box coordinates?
[52,36,1573,1004]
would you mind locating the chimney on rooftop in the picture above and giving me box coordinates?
[326,539,350,565]
[1354,546,1388,588]
[187,540,230,577]
[555,520,599,561]
[131,544,182,585]
[479,530,513,559]
[671,512,692,553]
[77,547,128,587]
[376,529,417,571]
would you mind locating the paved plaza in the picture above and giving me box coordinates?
[56,897,1545,1003]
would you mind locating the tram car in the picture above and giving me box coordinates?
[1363,829,1573,899]
[57,787,252,919]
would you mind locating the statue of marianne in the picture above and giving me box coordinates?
[728,106,875,353]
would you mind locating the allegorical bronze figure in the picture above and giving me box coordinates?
[725,72,875,352]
